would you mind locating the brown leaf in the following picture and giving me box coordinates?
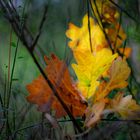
[85,101,105,127]
[26,54,87,118]
[109,93,140,119]
[95,57,131,101]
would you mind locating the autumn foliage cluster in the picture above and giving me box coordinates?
[26,0,140,128]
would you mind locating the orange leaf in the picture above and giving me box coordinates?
[105,23,126,49]
[118,47,132,58]
[26,54,87,118]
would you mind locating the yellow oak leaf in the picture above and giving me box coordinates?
[66,13,126,56]
[72,48,117,99]
[109,93,140,119]
[66,14,107,53]
[95,57,131,101]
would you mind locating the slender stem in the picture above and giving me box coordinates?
[31,5,48,51]
[87,0,93,53]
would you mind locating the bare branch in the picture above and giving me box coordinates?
[31,5,48,51]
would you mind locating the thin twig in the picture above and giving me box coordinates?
[87,0,93,53]
[31,5,48,51]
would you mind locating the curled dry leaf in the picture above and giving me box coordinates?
[109,93,140,119]
[26,54,87,118]
[85,101,106,127]
[95,57,131,101]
